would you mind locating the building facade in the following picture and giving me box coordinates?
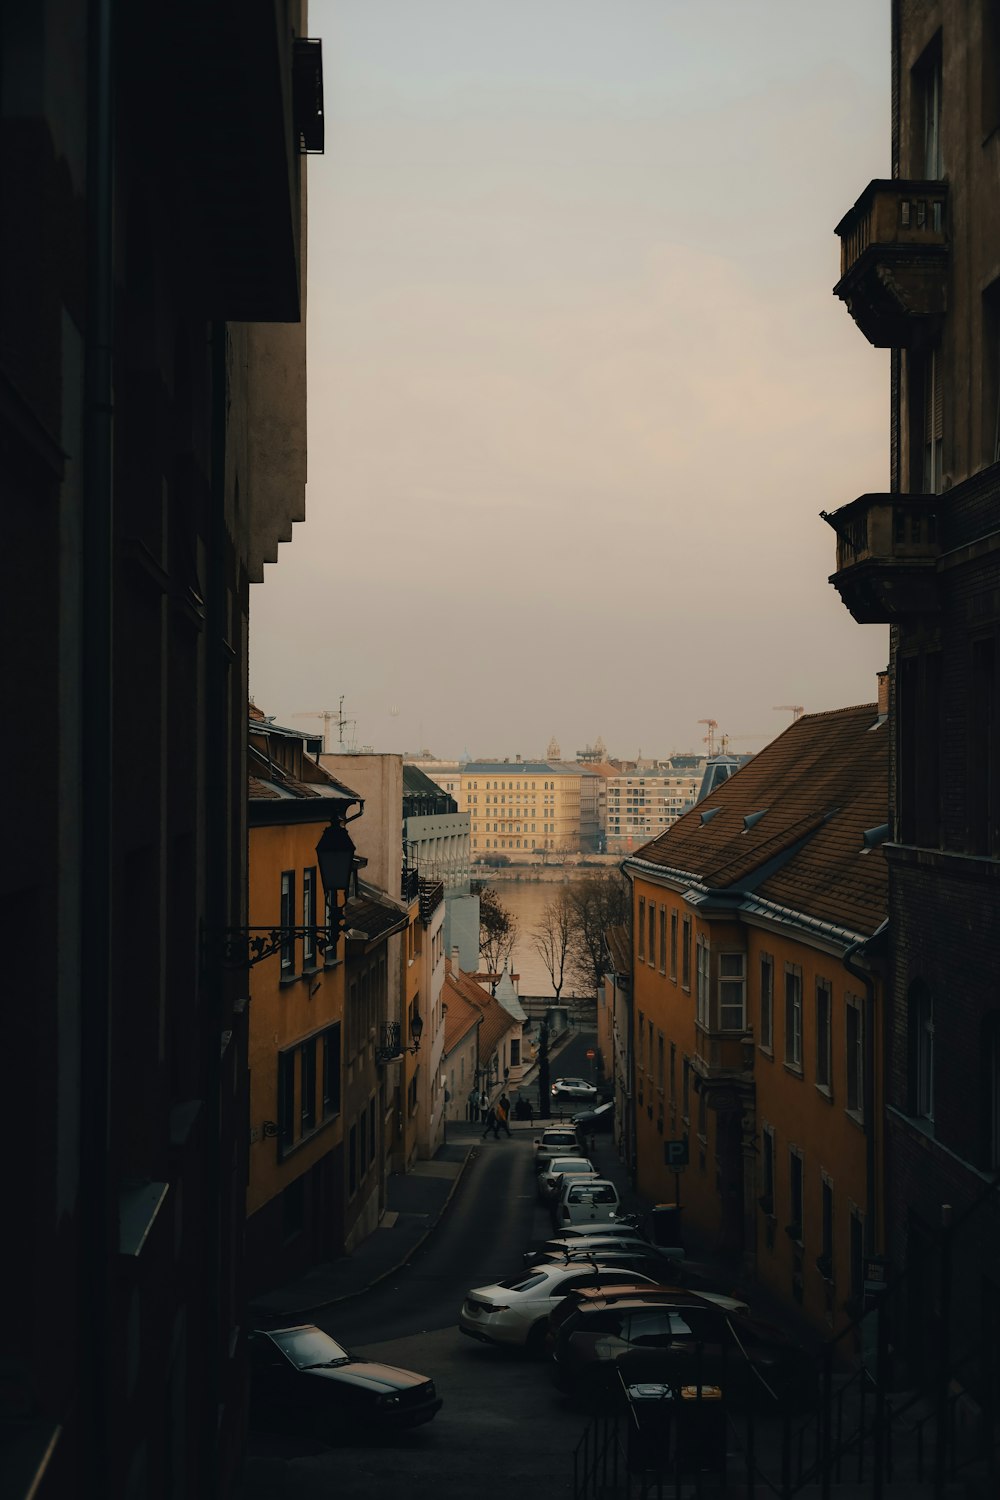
[458,759,583,857]
[825,0,1000,1384]
[3,5,319,1495]
[624,705,889,1340]
[605,768,701,855]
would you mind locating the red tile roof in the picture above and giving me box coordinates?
[629,704,888,938]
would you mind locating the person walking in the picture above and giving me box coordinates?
[496,1093,512,1138]
[481,1103,499,1140]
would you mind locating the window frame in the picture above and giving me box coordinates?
[302,866,317,970]
[784,963,803,1072]
[815,977,832,1093]
[695,936,710,1029]
[846,997,864,1122]
[759,953,774,1054]
[280,870,296,975]
[719,952,746,1032]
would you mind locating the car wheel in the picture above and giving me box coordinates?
[525,1321,548,1358]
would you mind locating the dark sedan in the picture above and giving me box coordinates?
[550,1298,817,1412]
[249,1323,442,1441]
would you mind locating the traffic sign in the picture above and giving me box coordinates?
[663,1137,689,1168]
[585,1048,595,1058]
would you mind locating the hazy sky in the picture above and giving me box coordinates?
[249,0,891,762]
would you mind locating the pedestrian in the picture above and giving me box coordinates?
[496,1093,512,1138]
[481,1103,499,1140]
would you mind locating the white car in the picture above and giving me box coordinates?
[459,1263,661,1353]
[533,1128,579,1172]
[551,1177,621,1229]
[535,1156,598,1203]
[550,1078,598,1103]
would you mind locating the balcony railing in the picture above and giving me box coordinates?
[834,179,948,347]
[401,865,420,903]
[822,494,941,623]
[376,1022,403,1065]
[418,879,445,926]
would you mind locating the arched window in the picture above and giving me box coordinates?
[907,981,934,1121]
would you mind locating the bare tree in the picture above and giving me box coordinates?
[532,889,573,1002]
[565,870,629,995]
[478,885,518,978]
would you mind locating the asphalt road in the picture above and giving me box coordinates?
[241,1032,606,1499]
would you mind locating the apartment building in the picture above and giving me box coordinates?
[624,704,888,1340]
[605,769,701,855]
[825,0,1000,1383]
[459,759,583,856]
[3,6,319,1495]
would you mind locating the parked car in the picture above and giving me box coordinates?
[524,1232,683,1268]
[550,1299,816,1411]
[248,1324,442,1440]
[459,1263,661,1354]
[544,1283,750,1357]
[551,1077,598,1103]
[551,1177,621,1230]
[536,1155,599,1203]
[572,1100,615,1144]
[535,1246,686,1284]
[533,1128,580,1173]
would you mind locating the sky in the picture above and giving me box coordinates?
[249,0,892,763]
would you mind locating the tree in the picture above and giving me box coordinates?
[564,870,629,995]
[478,885,518,977]
[536,1021,551,1116]
[532,889,573,1002]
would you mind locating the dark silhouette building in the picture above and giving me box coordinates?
[2,3,320,1494]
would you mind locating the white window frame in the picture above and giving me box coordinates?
[696,936,710,1029]
[759,953,774,1053]
[784,964,803,1069]
[719,952,746,1032]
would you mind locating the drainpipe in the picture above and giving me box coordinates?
[80,0,115,1490]
[842,923,887,1259]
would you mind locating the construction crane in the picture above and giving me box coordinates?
[719,732,766,754]
[773,704,804,723]
[697,718,719,755]
[293,696,355,752]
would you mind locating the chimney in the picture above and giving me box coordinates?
[516,753,521,764]
[877,669,889,718]
[451,945,461,975]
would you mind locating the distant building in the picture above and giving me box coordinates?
[459,759,583,857]
[605,769,701,854]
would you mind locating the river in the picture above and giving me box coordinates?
[478,873,586,999]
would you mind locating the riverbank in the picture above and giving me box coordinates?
[471,854,621,883]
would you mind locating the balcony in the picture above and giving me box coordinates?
[418,879,445,926]
[834,180,948,347]
[821,494,941,623]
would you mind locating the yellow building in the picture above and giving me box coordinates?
[458,759,582,857]
[245,712,362,1295]
[624,702,888,1339]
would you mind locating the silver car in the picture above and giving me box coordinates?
[551,1177,621,1230]
[536,1155,598,1203]
[459,1262,661,1353]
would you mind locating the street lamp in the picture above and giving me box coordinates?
[213,815,358,968]
[376,1009,424,1065]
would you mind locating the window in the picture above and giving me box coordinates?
[846,998,864,1119]
[657,1033,664,1089]
[913,33,942,178]
[820,1175,834,1277]
[321,1023,341,1118]
[815,979,832,1091]
[277,1050,296,1149]
[760,1126,775,1214]
[324,890,339,964]
[637,1011,645,1071]
[784,965,802,1069]
[669,912,678,980]
[759,954,774,1052]
[302,867,316,968]
[648,903,655,967]
[922,346,943,495]
[669,1042,676,1105]
[638,898,646,962]
[682,1059,690,1122]
[280,870,295,974]
[681,917,691,990]
[300,1037,316,1132]
[696,937,710,1028]
[908,982,934,1120]
[719,953,746,1031]
[788,1149,803,1240]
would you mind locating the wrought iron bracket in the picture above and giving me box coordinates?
[213,925,341,970]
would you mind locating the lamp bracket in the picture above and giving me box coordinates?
[215,924,341,970]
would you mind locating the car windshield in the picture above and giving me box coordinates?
[269,1327,351,1369]
[539,1134,576,1147]
[550,1159,592,1174]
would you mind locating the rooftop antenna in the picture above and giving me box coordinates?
[293,695,357,752]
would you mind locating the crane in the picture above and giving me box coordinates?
[773,705,804,723]
[697,718,719,755]
[293,696,356,752]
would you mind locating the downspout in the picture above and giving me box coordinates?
[80,0,115,1490]
[842,922,887,1259]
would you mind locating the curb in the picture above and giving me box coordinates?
[250,1143,477,1322]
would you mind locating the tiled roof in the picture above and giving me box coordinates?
[443,985,481,1053]
[248,776,281,800]
[627,704,888,939]
[443,959,519,1056]
[343,885,408,945]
